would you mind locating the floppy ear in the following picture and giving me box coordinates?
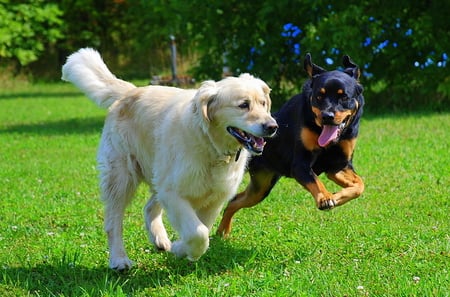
[261,81,272,112]
[304,53,327,77]
[342,55,361,80]
[195,80,218,122]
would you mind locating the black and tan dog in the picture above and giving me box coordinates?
[217,53,365,237]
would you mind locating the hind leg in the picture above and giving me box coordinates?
[217,169,280,238]
[144,194,171,251]
[99,148,140,270]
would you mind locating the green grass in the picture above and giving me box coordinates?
[0,82,449,296]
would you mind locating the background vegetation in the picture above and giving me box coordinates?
[1,0,449,111]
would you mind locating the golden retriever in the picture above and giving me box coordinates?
[61,48,278,269]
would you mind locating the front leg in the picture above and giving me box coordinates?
[326,167,364,206]
[161,192,210,261]
[293,163,335,209]
[293,152,336,210]
[302,176,336,210]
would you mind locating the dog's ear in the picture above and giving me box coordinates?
[195,80,218,122]
[304,53,327,78]
[261,81,272,112]
[342,55,361,80]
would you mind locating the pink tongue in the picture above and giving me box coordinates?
[318,125,339,147]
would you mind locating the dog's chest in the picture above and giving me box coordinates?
[180,156,247,207]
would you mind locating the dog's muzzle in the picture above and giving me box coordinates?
[227,127,267,155]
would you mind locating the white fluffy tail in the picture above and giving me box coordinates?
[61,48,135,108]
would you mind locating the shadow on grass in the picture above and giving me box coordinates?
[0,116,105,135]
[1,238,253,295]
[0,91,82,101]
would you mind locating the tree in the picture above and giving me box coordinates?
[0,0,63,67]
[171,0,450,111]
[2,0,448,111]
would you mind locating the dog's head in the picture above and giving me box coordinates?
[304,54,364,147]
[194,74,278,155]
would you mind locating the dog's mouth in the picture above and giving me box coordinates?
[318,122,347,147]
[227,127,266,155]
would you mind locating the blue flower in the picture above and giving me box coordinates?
[292,27,302,37]
[377,40,389,50]
[281,23,302,38]
[363,37,371,47]
[293,43,301,55]
[283,23,293,31]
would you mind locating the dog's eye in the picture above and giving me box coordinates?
[316,96,322,100]
[239,102,250,109]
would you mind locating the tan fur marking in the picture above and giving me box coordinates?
[327,168,365,204]
[311,106,322,127]
[217,169,277,237]
[339,139,357,161]
[303,179,333,209]
[334,110,353,124]
[300,127,319,151]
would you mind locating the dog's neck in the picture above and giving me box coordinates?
[220,148,242,163]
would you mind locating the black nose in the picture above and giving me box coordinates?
[321,111,335,123]
[263,122,278,135]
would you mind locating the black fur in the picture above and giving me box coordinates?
[217,54,366,237]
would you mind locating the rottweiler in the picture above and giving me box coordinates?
[217,53,365,237]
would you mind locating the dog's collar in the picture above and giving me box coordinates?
[235,148,242,162]
[221,148,242,163]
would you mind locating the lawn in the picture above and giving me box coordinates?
[0,82,448,296]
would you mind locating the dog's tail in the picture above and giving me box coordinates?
[61,48,135,108]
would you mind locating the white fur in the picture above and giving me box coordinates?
[62,48,276,269]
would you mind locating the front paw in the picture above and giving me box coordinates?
[317,197,336,210]
[171,240,188,259]
[109,256,133,270]
[151,234,172,251]
[171,240,205,261]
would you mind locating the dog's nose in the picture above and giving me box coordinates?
[263,121,278,135]
[321,111,335,122]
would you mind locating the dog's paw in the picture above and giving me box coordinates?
[171,240,188,259]
[318,198,336,210]
[170,241,202,261]
[153,235,172,251]
[109,256,133,270]
[171,240,207,261]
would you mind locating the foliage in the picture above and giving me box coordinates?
[0,82,449,296]
[1,0,449,111]
[170,0,450,110]
[0,0,63,66]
